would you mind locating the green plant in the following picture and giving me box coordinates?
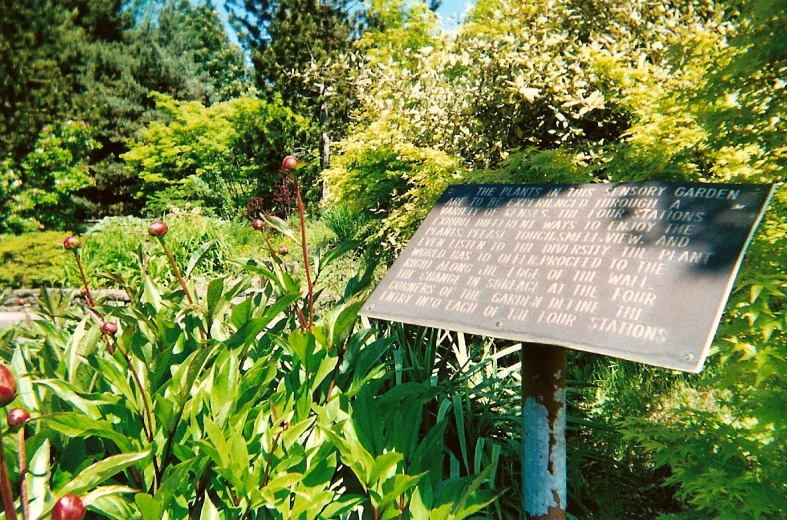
[322,204,370,244]
[323,118,467,254]
[0,165,498,518]
[123,94,316,219]
[0,231,69,288]
[16,120,99,231]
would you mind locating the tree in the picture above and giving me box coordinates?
[0,1,86,163]
[73,0,250,220]
[228,0,359,169]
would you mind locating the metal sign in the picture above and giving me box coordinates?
[361,182,776,372]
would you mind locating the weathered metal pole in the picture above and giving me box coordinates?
[521,343,567,520]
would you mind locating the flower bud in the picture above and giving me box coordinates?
[63,236,82,250]
[0,365,17,407]
[101,322,118,335]
[148,221,168,236]
[53,495,86,520]
[282,155,299,172]
[7,407,30,427]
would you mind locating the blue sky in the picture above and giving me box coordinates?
[435,0,474,28]
[216,1,475,43]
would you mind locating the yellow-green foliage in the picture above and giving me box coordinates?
[329,0,787,515]
[322,118,467,252]
[123,94,316,218]
[0,231,68,288]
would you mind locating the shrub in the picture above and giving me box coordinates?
[321,203,370,243]
[122,94,317,219]
[12,120,99,232]
[0,231,67,288]
[322,118,467,253]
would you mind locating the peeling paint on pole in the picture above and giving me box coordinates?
[521,344,567,520]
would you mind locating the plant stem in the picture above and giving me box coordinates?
[0,428,18,519]
[189,465,212,520]
[110,338,155,445]
[159,404,186,481]
[17,429,28,520]
[265,235,308,329]
[72,252,95,307]
[262,430,283,487]
[142,237,151,281]
[157,237,194,305]
[291,174,314,329]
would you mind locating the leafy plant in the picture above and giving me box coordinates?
[123,94,316,219]
[0,231,71,288]
[0,165,499,518]
[322,204,371,244]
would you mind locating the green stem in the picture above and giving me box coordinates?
[17,429,28,520]
[262,430,283,487]
[323,322,354,405]
[109,337,157,489]
[73,252,95,307]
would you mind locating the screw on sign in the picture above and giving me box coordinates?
[361,182,777,520]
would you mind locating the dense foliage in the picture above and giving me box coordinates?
[0,217,500,518]
[123,95,316,218]
[1,0,786,517]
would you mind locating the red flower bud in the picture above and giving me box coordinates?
[7,407,30,427]
[0,364,17,407]
[148,221,168,236]
[63,236,82,250]
[277,244,289,255]
[252,219,265,230]
[101,322,118,335]
[282,155,299,172]
[53,495,86,520]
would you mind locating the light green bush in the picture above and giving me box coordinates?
[323,118,467,253]
[321,203,371,243]
[123,94,317,219]
[0,231,68,288]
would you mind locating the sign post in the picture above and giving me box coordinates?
[361,182,776,517]
[521,343,566,520]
